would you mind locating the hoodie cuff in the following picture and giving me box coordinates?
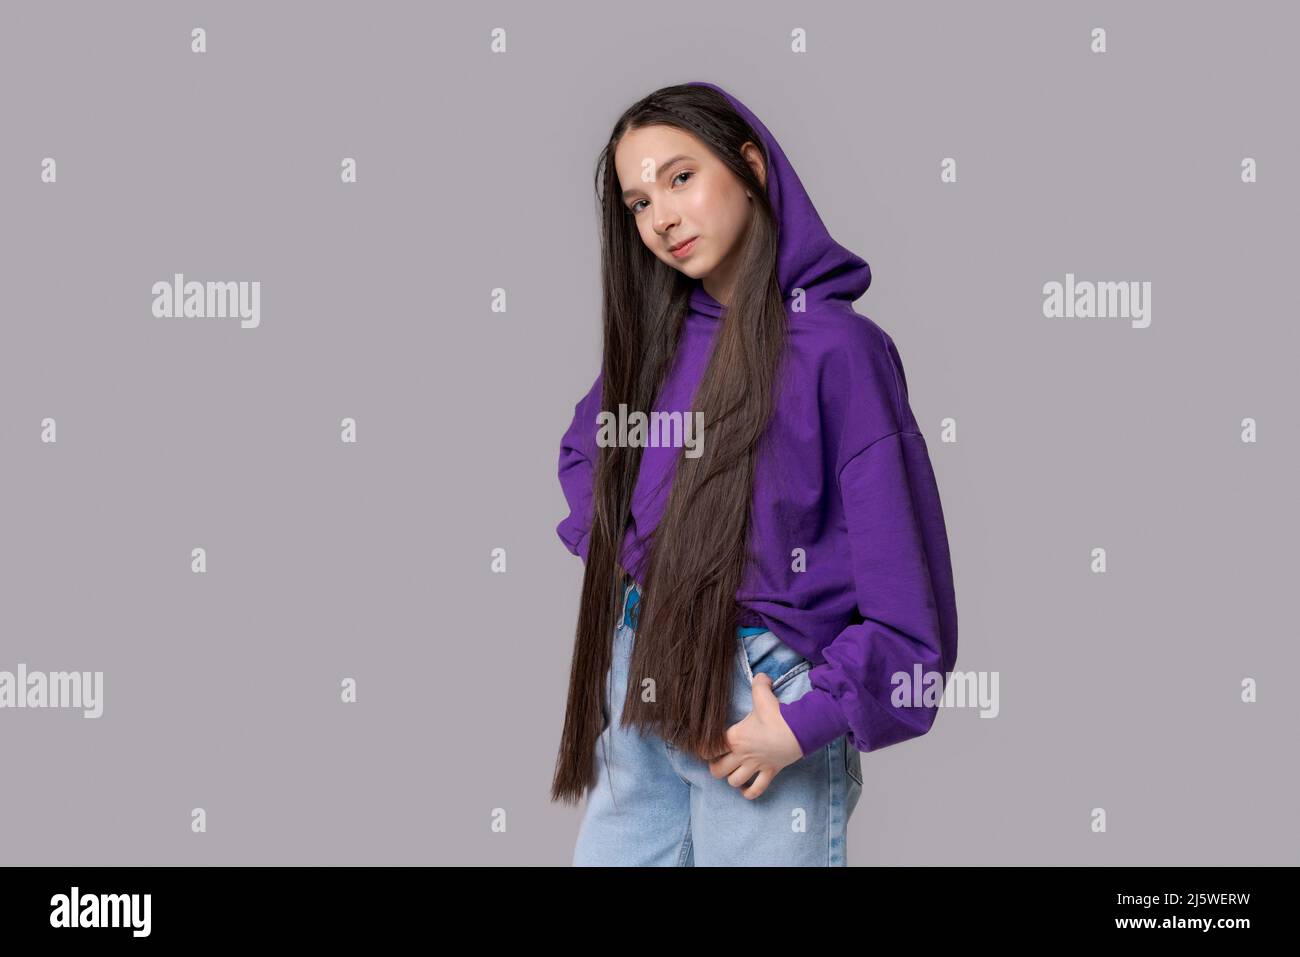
[779,689,852,757]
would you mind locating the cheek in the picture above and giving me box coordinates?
[690,189,746,246]
[638,221,662,254]
[683,187,723,227]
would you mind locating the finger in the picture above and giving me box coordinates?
[708,750,743,780]
[701,725,738,763]
[750,673,778,710]
[741,768,774,800]
[726,761,759,789]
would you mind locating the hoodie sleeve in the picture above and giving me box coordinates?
[555,371,604,563]
[777,330,958,757]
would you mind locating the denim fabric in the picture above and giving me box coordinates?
[574,580,864,866]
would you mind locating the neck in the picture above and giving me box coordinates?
[702,276,733,306]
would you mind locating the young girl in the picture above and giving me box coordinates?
[551,81,958,866]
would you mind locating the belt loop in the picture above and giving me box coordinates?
[617,571,633,626]
[620,575,641,631]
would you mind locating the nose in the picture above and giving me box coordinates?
[653,203,679,238]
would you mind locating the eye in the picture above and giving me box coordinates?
[626,170,694,215]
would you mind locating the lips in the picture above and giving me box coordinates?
[669,237,698,258]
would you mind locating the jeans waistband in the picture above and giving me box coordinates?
[620,579,769,636]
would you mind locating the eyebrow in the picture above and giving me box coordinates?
[621,154,695,201]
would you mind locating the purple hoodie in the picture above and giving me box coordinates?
[557,81,958,758]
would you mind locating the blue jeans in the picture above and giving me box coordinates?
[573,579,863,866]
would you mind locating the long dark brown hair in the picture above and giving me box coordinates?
[550,84,789,805]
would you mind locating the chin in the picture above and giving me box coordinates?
[672,257,712,279]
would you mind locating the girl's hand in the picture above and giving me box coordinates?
[703,673,805,799]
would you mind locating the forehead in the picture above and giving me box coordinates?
[613,124,705,187]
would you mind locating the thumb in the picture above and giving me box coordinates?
[751,672,777,709]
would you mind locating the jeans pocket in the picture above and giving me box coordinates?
[843,737,863,786]
[737,630,809,699]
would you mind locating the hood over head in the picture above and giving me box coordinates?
[685,81,872,317]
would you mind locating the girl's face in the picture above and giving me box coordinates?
[614,124,765,304]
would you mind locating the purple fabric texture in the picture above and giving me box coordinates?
[557,81,958,758]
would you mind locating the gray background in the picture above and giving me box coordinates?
[1,0,1296,865]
